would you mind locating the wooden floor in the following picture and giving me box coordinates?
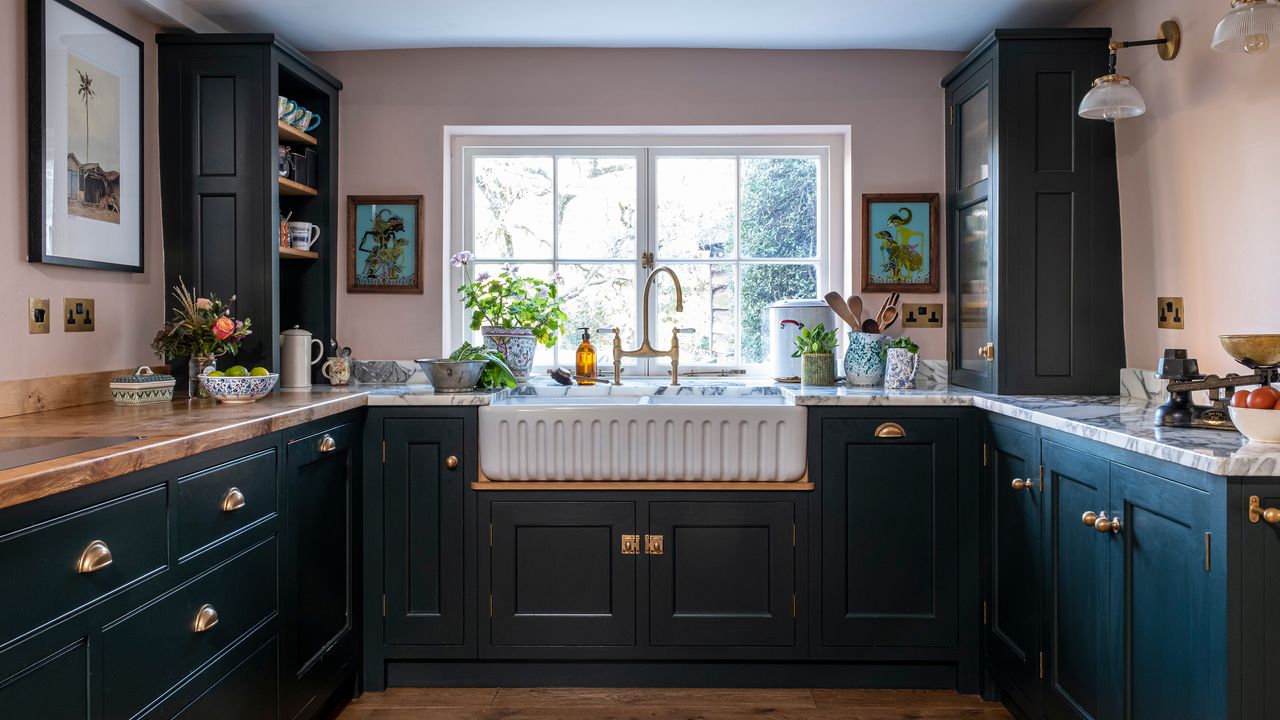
[334,687,1014,719]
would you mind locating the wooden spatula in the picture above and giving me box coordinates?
[824,291,859,330]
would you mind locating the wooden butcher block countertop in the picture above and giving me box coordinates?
[0,388,368,512]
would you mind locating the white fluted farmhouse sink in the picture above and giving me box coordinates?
[478,390,807,482]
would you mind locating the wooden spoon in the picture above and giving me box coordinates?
[824,291,859,330]
[879,306,899,332]
[861,318,880,334]
[847,295,863,325]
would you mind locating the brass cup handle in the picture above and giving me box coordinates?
[318,434,336,453]
[874,422,906,439]
[193,604,219,633]
[1011,478,1032,491]
[1249,495,1280,524]
[76,540,113,574]
[220,487,246,512]
[446,455,459,470]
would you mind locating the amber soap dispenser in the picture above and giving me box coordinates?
[575,327,597,385]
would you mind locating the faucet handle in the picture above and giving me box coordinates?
[674,327,696,334]
[596,327,619,335]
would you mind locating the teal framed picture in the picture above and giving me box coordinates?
[347,195,423,293]
[861,193,939,293]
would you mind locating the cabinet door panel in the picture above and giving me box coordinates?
[986,421,1041,716]
[0,639,89,719]
[1110,464,1212,720]
[1242,485,1280,719]
[383,419,467,646]
[649,501,794,647]
[1042,441,1109,720]
[490,502,636,648]
[821,418,958,647]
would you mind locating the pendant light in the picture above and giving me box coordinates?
[1212,0,1280,54]
[1078,21,1181,122]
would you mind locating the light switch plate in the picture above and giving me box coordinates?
[901,303,945,329]
[1157,297,1184,329]
[28,298,50,334]
[64,298,96,332]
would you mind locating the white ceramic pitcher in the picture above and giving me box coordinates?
[280,326,324,387]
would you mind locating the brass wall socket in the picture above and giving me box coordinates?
[64,298,96,332]
[28,298,50,334]
[901,303,945,329]
[1157,297,1184,329]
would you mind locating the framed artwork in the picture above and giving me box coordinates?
[861,193,940,293]
[27,0,144,272]
[347,195,424,293]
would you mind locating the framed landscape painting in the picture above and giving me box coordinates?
[861,193,939,293]
[347,195,424,293]
[28,0,144,272]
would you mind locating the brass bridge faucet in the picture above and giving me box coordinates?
[598,266,695,386]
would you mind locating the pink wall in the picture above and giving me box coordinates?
[311,48,962,361]
[0,0,165,381]
[1074,0,1280,373]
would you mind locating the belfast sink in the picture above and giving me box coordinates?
[478,391,806,482]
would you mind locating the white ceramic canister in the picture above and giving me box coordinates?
[280,326,324,387]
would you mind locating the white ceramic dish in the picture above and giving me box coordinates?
[1229,405,1280,444]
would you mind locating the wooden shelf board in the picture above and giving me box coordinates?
[277,120,318,146]
[279,246,318,260]
[278,176,318,197]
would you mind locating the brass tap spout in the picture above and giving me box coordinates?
[602,266,694,386]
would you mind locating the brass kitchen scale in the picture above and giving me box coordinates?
[1155,335,1280,430]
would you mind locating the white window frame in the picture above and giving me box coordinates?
[446,128,848,376]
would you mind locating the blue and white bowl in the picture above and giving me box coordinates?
[198,373,279,404]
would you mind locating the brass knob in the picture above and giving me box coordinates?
[874,422,906,439]
[1082,511,1098,527]
[220,487,246,512]
[76,540,113,574]
[1249,496,1280,524]
[978,342,995,362]
[1011,478,1032,491]
[1093,514,1115,533]
[318,434,336,453]
[193,604,219,633]
[446,455,459,470]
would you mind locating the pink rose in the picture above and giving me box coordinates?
[196,298,213,311]
[212,316,236,340]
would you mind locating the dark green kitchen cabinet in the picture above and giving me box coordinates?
[1241,482,1280,719]
[382,418,468,647]
[984,418,1041,718]
[0,638,90,719]
[942,29,1124,395]
[282,420,360,720]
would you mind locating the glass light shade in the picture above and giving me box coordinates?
[1078,75,1147,121]
[1212,0,1280,54]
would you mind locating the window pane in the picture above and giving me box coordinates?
[557,158,637,260]
[740,158,818,259]
[655,158,735,259]
[473,157,553,259]
[739,264,818,364]
[655,263,736,365]
[556,263,638,360]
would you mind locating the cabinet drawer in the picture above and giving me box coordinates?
[0,639,90,719]
[102,537,277,719]
[170,638,277,720]
[176,448,278,560]
[0,485,168,649]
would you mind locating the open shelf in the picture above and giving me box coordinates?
[279,245,319,260]
[278,176,318,197]
[277,120,318,146]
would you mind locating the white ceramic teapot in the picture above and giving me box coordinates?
[280,326,324,387]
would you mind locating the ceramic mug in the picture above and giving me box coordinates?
[287,222,320,251]
[844,331,886,386]
[321,356,351,386]
[291,109,322,132]
[883,347,920,389]
[277,96,295,119]
[284,106,305,125]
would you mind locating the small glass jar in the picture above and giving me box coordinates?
[188,354,216,398]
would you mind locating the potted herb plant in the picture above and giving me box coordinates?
[151,279,253,398]
[883,336,921,389]
[451,251,569,381]
[792,323,839,386]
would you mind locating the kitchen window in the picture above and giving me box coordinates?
[451,135,835,374]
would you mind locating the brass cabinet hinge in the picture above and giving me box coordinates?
[1039,465,1045,493]
[489,593,494,617]
[489,523,494,547]
[948,104,955,126]
[792,524,797,547]
[792,593,797,618]
[982,443,989,467]
[382,594,387,617]
[982,600,989,625]
[381,440,386,464]
[1205,532,1211,571]
[1039,651,1045,679]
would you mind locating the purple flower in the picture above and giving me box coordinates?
[476,271,491,282]
[551,271,565,285]
[450,250,474,268]
[538,286,550,299]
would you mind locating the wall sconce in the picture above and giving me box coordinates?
[1212,0,1280,54]
[1078,21,1181,122]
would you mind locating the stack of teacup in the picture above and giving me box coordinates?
[278,96,322,133]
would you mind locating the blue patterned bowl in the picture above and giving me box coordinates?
[197,373,279,403]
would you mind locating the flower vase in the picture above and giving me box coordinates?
[883,348,920,389]
[801,353,836,387]
[188,354,216,398]
[481,326,537,381]
[844,332,885,386]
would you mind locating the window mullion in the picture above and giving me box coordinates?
[550,155,560,368]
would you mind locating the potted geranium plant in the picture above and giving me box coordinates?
[451,251,569,381]
[151,279,253,398]
[792,323,839,386]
